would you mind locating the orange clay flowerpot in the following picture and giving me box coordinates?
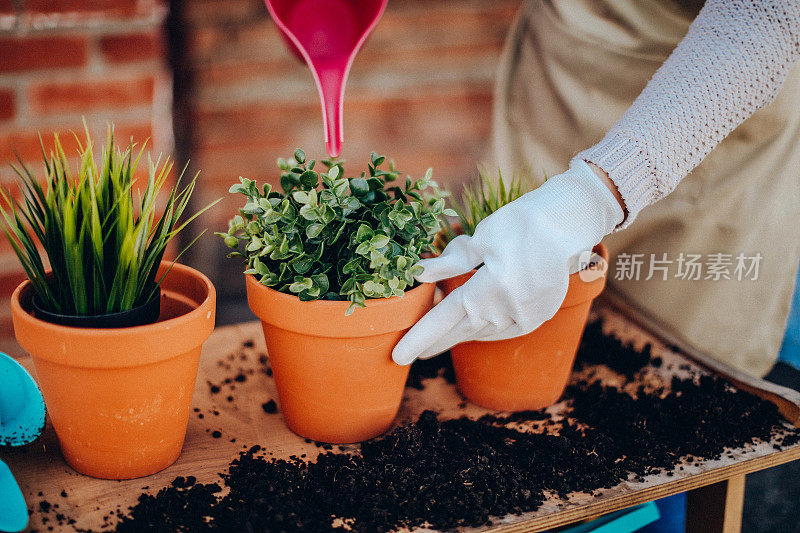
[10,262,216,479]
[439,244,609,412]
[246,275,435,443]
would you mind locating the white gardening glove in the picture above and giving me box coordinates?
[392,159,624,365]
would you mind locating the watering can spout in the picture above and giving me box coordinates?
[320,69,344,157]
[264,0,388,158]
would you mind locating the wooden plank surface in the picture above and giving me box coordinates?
[3,305,800,532]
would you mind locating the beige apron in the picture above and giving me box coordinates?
[493,0,800,376]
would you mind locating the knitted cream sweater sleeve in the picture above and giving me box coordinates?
[578,0,800,227]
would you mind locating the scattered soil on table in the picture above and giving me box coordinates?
[261,400,278,414]
[206,342,259,398]
[573,319,652,378]
[107,320,800,533]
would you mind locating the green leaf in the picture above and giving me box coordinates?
[310,273,329,294]
[370,234,390,249]
[349,177,369,196]
[294,149,305,164]
[290,254,314,274]
[356,223,374,242]
[300,170,318,188]
[289,276,312,293]
[299,203,317,221]
[333,178,349,197]
[292,191,310,204]
[263,209,282,224]
[355,241,371,256]
[306,223,324,239]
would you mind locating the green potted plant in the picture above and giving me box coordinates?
[218,150,453,443]
[437,170,609,411]
[4,126,218,479]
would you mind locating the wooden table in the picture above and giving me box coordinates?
[4,300,800,533]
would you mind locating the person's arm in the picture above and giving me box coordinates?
[581,0,800,227]
[392,0,800,365]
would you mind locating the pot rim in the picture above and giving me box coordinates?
[11,262,216,367]
[12,262,213,337]
[246,274,433,309]
[245,275,436,337]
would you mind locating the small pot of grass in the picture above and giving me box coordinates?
[5,125,220,480]
[437,167,610,411]
[0,124,217,328]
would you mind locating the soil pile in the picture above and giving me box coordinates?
[106,320,799,532]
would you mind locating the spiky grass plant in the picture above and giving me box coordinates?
[438,168,534,249]
[0,126,217,317]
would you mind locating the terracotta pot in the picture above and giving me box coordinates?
[11,262,216,479]
[440,244,609,411]
[246,276,435,443]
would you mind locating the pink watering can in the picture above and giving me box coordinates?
[264,0,388,157]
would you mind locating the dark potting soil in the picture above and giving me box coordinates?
[406,351,456,390]
[573,319,652,378]
[107,319,800,533]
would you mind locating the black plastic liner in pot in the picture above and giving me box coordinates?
[32,290,162,329]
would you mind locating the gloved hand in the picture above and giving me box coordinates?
[392,159,624,365]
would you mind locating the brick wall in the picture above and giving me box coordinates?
[0,0,172,337]
[174,0,521,309]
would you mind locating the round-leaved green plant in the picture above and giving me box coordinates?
[218,150,455,315]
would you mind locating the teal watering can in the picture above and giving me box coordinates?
[0,351,46,532]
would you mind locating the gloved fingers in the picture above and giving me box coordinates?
[411,269,504,359]
[414,313,489,360]
[470,318,524,343]
[414,235,483,283]
[392,290,469,365]
[474,321,538,343]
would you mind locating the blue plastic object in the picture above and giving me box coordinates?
[778,266,800,369]
[0,459,28,532]
[0,351,45,446]
[554,501,660,533]
[0,351,45,533]
[639,494,686,533]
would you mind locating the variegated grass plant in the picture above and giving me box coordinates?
[0,125,218,317]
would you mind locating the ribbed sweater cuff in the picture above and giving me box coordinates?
[577,133,658,230]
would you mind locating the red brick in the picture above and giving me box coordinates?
[28,77,155,115]
[25,0,138,16]
[100,31,165,64]
[0,270,26,298]
[0,130,84,166]
[0,89,14,121]
[112,123,154,146]
[181,0,265,26]
[0,36,88,73]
